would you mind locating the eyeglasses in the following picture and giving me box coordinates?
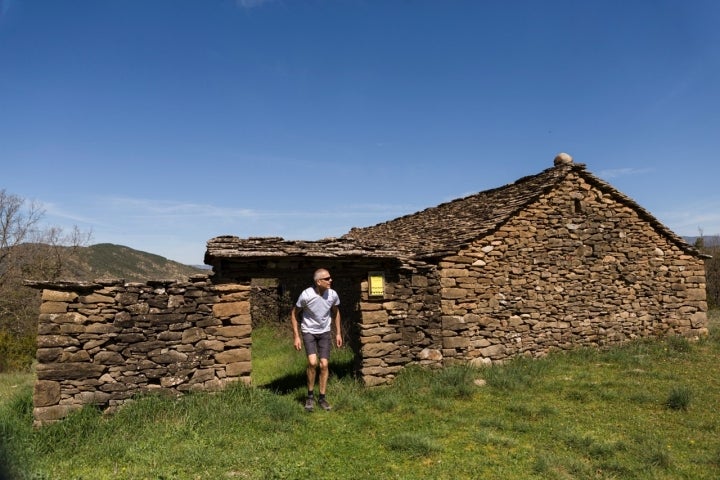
[319,277,332,281]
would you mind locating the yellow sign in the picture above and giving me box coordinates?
[368,272,385,297]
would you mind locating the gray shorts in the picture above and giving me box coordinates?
[302,331,331,359]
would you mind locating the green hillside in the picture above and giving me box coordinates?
[62,243,207,282]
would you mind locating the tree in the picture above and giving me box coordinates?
[700,244,720,310]
[695,228,720,309]
[0,189,90,370]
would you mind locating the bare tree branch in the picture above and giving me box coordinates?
[0,189,90,336]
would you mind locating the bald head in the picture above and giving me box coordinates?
[314,269,330,281]
[313,269,333,291]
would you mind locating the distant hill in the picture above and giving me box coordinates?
[684,236,720,248]
[61,243,208,282]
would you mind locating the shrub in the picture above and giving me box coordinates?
[0,330,36,372]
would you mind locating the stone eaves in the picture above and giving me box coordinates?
[204,235,403,264]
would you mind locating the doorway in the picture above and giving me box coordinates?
[249,274,360,394]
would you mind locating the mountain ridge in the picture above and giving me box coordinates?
[60,243,208,282]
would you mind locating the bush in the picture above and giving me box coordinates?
[699,243,720,308]
[0,330,36,372]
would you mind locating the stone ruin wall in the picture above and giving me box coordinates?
[356,263,444,386]
[439,172,709,365]
[32,275,251,426]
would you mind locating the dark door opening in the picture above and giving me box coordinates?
[249,275,360,394]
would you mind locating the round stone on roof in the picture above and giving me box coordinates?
[554,152,573,166]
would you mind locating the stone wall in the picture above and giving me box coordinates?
[438,171,708,364]
[31,275,251,426]
[357,263,443,386]
[30,168,710,421]
[352,170,709,383]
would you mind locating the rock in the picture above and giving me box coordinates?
[34,381,61,407]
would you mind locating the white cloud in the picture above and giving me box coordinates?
[104,197,258,219]
[42,202,101,225]
[656,199,720,237]
[36,194,417,264]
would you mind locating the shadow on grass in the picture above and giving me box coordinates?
[260,357,356,395]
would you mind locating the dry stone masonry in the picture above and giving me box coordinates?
[356,263,443,386]
[30,275,251,426]
[435,170,708,364]
[341,155,708,376]
[32,153,710,425]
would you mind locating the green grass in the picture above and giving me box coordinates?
[1,312,719,479]
[0,370,34,399]
[250,324,355,394]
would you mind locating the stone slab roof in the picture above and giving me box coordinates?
[344,157,575,258]
[204,236,402,263]
[205,154,701,263]
[345,154,700,259]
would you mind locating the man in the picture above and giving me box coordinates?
[291,268,343,411]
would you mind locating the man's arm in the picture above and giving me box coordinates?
[332,305,343,348]
[290,306,302,351]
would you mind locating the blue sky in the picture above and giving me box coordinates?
[1,0,719,265]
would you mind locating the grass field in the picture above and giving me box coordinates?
[1,312,719,479]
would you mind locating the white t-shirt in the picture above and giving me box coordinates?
[296,286,340,334]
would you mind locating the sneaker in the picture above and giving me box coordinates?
[304,397,314,412]
[318,398,332,411]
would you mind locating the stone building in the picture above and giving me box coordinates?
[205,153,709,386]
[30,153,708,424]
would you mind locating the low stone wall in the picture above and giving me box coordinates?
[30,275,251,426]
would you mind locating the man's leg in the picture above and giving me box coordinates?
[318,357,329,395]
[306,353,318,392]
[302,332,321,411]
[316,332,333,411]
